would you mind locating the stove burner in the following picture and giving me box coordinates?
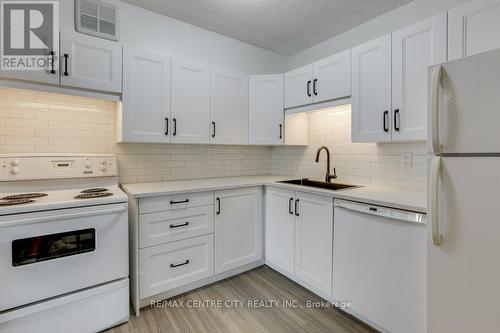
[1,193,47,200]
[0,199,35,206]
[80,188,109,194]
[74,192,113,199]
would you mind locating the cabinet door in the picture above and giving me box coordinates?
[284,64,313,109]
[351,34,392,143]
[264,187,295,275]
[294,192,333,297]
[449,0,500,61]
[249,75,284,145]
[171,58,210,144]
[60,31,122,93]
[392,13,447,142]
[210,68,248,144]
[0,32,59,85]
[215,187,263,274]
[121,47,171,143]
[312,50,351,103]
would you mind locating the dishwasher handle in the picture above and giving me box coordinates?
[334,199,425,225]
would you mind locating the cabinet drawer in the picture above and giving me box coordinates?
[139,205,214,248]
[139,191,213,214]
[139,235,214,299]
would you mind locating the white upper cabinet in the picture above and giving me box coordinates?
[351,34,392,142]
[391,13,447,142]
[60,31,122,93]
[448,0,500,61]
[120,47,171,143]
[284,51,351,109]
[214,187,263,274]
[284,64,314,109]
[210,68,249,145]
[264,187,295,275]
[312,50,351,103]
[249,75,284,145]
[294,191,333,297]
[171,58,210,144]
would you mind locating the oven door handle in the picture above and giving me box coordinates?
[0,205,127,228]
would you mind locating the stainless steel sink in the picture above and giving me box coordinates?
[277,178,360,191]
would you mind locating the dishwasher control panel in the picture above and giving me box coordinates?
[334,199,426,225]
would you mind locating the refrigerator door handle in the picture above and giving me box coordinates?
[430,156,442,246]
[430,65,442,155]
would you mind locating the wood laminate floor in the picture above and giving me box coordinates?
[106,266,378,333]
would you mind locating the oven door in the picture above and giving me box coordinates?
[0,203,128,311]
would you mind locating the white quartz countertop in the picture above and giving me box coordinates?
[121,175,427,213]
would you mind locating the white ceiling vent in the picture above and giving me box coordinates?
[75,0,119,41]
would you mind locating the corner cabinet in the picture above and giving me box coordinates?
[249,74,284,145]
[214,187,263,274]
[448,0,500,61]
[352,13,447,143]
[284,50,351,109]
[119,47,171,143]
[210,68,249,145]
[171,58,211,144]
[264,187,333,298]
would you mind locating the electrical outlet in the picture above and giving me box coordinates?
[400,152,412,169]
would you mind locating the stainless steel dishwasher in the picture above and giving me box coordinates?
[333,199,427,333]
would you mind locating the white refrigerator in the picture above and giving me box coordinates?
[428,48,500,332]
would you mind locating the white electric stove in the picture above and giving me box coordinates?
[0,154,129,333]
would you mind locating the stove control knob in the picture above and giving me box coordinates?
[83,158,92,169]
[10,166,19,175]
[100,158,108,172]
[10,159,19,167]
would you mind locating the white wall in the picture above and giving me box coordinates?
[288,0,470,69]
[59,0,287,74]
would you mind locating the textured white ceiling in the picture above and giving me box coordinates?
[121,0,413,56]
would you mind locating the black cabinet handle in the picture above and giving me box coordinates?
[170,199,189,205]
[170,259,190,268]
[173,118,177,136]
[394,109,400,132]
[170,222,189,229]
[165,118,169,136]
[216,197,221,215]
[212,121,216,138]
[288,197,294,215]
[50,51,56,74]
[63,54,69,76]
[307,80,312,97]
[313,78,318,96]
[295,199,300,216]
[279,124,282,139]
[383,111,389,133]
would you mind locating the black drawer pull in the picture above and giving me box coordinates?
[295,199,300,216]
[307,80,312,97]
[173,118,177,136]
[170,199,189,205]
[216,197,221,215]
[212,121,216,138]
[369,207,378,212]
[279,124,283,139]
[383,110,389,133]
[394,109,400,132]
[63,54,69,76]
[170,259,190,268]
[50,51,56,74]
[170,222,189,229]
[313,78,318,96]
[288,197,294,215]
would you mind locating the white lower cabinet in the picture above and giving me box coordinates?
[139,234,214,299]
[214,187,263,274]
[294,192,333,297]
[264,187,295,275]
[265,187,333,298]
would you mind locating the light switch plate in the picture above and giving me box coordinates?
[400,152,412,169]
